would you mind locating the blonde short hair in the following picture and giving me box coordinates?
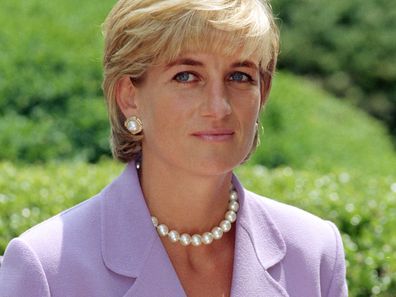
[102,0,279,162]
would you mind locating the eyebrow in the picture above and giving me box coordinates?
[231,60,259,71]
[165,58,204,69]
[165,58,259,71]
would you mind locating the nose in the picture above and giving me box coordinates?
[200,80,232,119]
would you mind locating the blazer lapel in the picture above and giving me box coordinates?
[101,162,187,297]
[230,176,289,297]
[100,164,288,297]
[123,235,187,297]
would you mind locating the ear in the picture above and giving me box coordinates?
[260,71,273,108]
[115,76,139,118]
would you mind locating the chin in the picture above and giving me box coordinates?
[186,156,244,177]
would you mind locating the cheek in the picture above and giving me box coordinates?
[234,94,261,122]
[140,94,189,140]
[233,95,260,141]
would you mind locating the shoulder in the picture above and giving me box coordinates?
[0,192,104,296]
[245,189,339,247]
[21,192,102,251]
[5,192,103,274]
[244,190,347,296]
[0,163,141,296]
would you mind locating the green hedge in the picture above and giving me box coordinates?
[0,161,395,296]
[272,0,396,137]
[0,0,113,162]
[250,72,396,176]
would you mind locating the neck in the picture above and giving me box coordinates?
[138,158,233,234]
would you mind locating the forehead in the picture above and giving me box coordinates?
[155,28,263,67]
[162,52,261,70]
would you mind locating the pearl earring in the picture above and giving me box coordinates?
[125,116,143,135]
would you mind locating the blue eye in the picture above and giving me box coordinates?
[230,72,251,82]
[174,72,196,82]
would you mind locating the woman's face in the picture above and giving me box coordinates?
[132,51,262,176]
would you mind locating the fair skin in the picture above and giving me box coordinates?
[117,51,264,296]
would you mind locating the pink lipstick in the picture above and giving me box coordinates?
[191,129,234,141]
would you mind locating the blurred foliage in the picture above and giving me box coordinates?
[0,161,121,248]
[248,72,396,176]
[0,161,395,296]
[272,0,396,140]
[0,0,113,162]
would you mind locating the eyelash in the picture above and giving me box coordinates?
[229,72,253,82]
[173,72,197,83]
[172,71,254,83]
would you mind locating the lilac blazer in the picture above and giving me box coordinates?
[0,163,347,297]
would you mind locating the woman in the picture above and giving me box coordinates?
[0,0,348,296]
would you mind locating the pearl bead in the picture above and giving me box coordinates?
[225,210,237,223]
[229,201,239,212]
[212,226,223,240]
[180,233,192,246]
[151,216,158,227]
[230,191,238,201]
[157,224,169,237]
[191,234,202,246]
[168,230,180,243]
[202,232,214,245]
[220,220,232,232]
[127,120,139,132]
[127,121,135,129]
[143,176,239,247]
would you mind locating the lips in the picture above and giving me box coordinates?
[191,129,235,141]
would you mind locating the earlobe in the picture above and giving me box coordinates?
[115,76,139,118]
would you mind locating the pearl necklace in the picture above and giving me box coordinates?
[137,159,239,247]
[151,188,239,247]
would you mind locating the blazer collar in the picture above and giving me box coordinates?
[101,162,288,297]
[101,162,186,296]
[230,175,288,297]
[101,162,156,278]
